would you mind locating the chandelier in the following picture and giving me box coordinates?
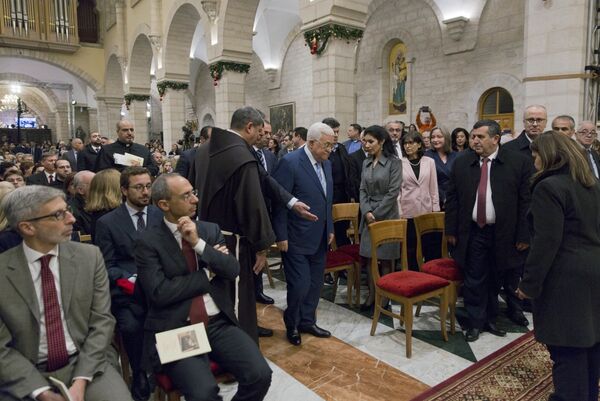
[0,93,19,111]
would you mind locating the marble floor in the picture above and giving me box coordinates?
[215,264,533,401]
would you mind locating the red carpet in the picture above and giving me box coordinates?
[412,331,599,401]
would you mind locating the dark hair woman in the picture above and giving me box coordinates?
[358,125,401,308]
[451,127,469,152]
[517,131,600,401]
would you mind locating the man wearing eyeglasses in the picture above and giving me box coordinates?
[94,166,163,401]
[0,185,133,401]
[504,105,547,165]
[386,120,405,158]
[575,121,600,179]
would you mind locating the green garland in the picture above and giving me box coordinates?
[209,61,250,85]
[304,24,363,56]
[124,93,150,106]
[157,80,189,98]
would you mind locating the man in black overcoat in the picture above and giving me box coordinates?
[445,119,533,342]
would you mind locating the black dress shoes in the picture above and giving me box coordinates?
[131,370,150,401]
[258,326,273,337]
[286,328,301,346]
[256,292,275,305]
[298,324,331,338]
[465,328,480,342]
[508,311,530,327]
[484,322,507,337]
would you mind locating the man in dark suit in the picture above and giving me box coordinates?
[26,151,58,186]
[272,122,335,346]
[343,123,362,154]
[95,120,158,176]
[29,141,43,163]
[445,120,533,342]
[0,185,132,401]
[68,170,95,235]
[551,115,576,139]
[575,121,600,179]
[62,138,84,172]
[95,167,162,401]
[134,173,272,401]
[50,159,72,192]
[77,132,103,172]
[277,134,294,159]
[503,105,547,165]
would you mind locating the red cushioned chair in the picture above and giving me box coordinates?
[368,219,450,358]
[414,212,463,334]
[153,361,233,401]
[324,249,355,305]
[331,203,361,306]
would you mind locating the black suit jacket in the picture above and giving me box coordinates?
[176,148,197,178]
[445,146,534,270]
[134,220,239,371]
[503,131,534,169]
[329,144,353,201]
[77,144,101,172]
[95,141,158,176]
[30,147,42,164]
[95,204,163,303]
[25,171,51,186]
[62,149,79,171]
[348,149,366,201]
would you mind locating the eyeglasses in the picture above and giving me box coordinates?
[577,129,597,136]
[525,118,547,126]
[314,140,334,150]
[179,189,198,201]
[129,183,152,191]
[26,207,73,222]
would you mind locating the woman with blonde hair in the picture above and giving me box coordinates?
[517,131,600,401]
[424,126,458,208]
[85,168,122,240]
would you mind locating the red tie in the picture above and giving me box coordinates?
[182,239,209,325]
[476,158,489,228]
[39,255,70,371]
[48,174,54,184]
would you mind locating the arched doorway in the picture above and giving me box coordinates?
[479,87,514,132]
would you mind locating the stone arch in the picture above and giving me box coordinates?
[467,72,523,130]
[163,2,203,79]
[128,33,154,93]
[104,54,124,97]
[0,48,101,91]
[192,61,215,125]
[0,72,61,112]
[218,0,260,61]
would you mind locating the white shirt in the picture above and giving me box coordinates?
[471,147,499,225]
[393,142,404,160]
[44,171,55,182]
[163,218,220,316]
[252,145,268,171]
[304,145,326,192]
[126,203,147,229]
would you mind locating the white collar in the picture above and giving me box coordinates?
[163,217,179,236]
[125,202,147,217]
[22,241,59,264]
[482,146,499,161]
[304,143,318,166]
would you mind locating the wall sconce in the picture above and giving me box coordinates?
[443,16,469,41]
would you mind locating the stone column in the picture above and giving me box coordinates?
[88,108,98,134]
[55,104,70,143]
[214,70,246,129]
[523,0,587,124]
[161,88,187,151]
[311,39,358,136]
[128,100,150,144]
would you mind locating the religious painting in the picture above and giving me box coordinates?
[389,42,408,115]
[269,102,295,135]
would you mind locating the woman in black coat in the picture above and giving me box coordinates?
[518,131,600,401]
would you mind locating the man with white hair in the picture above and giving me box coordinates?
[68,170,95,235]
[575,120,600,179]
[272,122,335,346]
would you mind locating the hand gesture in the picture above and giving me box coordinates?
[292,201,318,222]
[178,216,199,247]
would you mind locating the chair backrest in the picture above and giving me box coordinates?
[368,219,408,281]
[332,203,360,247]
[413,212,448,269]
[79,233,92,243]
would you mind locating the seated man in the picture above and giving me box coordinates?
[68,170,95,236]
[0,185,132,401]
[95,167,163,401]
[134,174,272,401]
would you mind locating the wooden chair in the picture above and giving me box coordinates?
[79,233,92,243]
[112,330,131,387]
[368,219,450,358]
[331,203,361,306]
[414,212,463,334]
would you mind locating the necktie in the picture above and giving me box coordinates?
[135,211,145,232]
[182,239,209,325]
[588,150,599,179]
[48,174,54,184]
[476,158,489,228]
[255,149,266,171]
[73,151,77,164]
[315,162,326,193]
[39,255,70,371]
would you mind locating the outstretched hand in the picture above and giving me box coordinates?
[292,201,318,222]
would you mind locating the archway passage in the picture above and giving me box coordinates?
[479,87,514,132]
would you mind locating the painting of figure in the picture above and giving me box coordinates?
[270,102,295,135]
[389,42,408,114]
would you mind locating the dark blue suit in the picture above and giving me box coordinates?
[94,203,163,376]
[272,148,333,329]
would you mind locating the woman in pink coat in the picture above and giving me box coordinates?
[398,131,440,270]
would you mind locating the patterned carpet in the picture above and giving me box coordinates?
[411,331,599,401]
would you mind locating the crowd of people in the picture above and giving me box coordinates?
[0,104,598,401]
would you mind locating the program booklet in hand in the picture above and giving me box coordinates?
[49,377,74,401]
[155,322,211,365]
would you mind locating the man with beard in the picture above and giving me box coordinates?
[78,132,103,172]
[95,167,163,401]
[95,121,158,176]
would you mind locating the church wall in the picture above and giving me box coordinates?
[356,0,525,131]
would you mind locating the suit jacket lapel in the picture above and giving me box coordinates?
[6,247,40,323]
[116,204,137,241]
[300,150,326,198]
[158,221,189,274]
[58,243,78,316]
